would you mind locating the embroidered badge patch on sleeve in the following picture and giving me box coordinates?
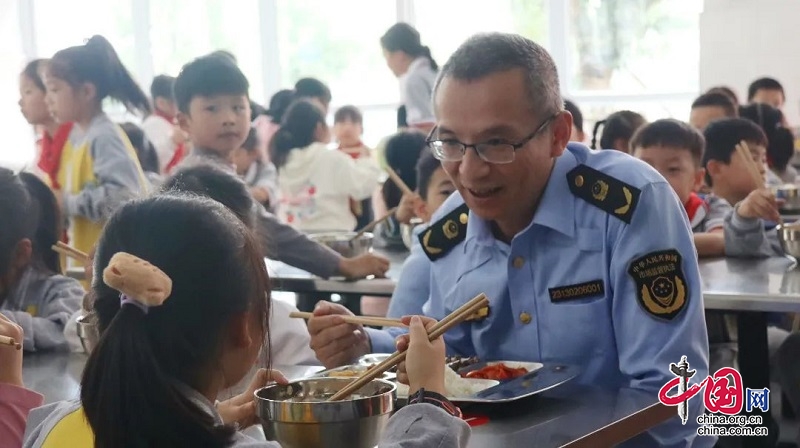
[627,249,688,320]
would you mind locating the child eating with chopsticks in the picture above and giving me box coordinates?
[0,169,83,352]
[14,194,469,447]
[702,118,784,257]
[702,118,789,373]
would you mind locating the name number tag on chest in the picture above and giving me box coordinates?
[548,280,605,303]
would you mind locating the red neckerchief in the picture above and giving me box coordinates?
[37,122,73,189]
[339,141,365,159]
[153,110,187,173]
[683,192,708,230]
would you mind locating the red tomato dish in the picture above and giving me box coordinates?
[463,363,529,380]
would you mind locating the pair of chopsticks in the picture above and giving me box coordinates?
[51,242,90,264]
[0,335,21,350]
[385,166,414,197]
[349,206,399,242]
[290,311,406,329]
[328,293,489,401]
[736,141,784,227]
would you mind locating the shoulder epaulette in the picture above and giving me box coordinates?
[567,164,641,224]
[418,203,469,261]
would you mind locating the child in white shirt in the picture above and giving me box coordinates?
[272,99,380,232]
[141,75,188,173]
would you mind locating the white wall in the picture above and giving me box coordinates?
[700,0,800,124]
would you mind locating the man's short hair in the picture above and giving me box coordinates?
[434,33,562,118]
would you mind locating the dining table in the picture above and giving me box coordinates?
[21,352,675,447]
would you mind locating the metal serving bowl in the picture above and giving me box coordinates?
[774,184,800,213]
[400,218,424,251]
[76,313,99,353]
[309,232,374,258]
[777,224,800,258]
[255,378,395,448]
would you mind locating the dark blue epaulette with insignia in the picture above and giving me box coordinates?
[418,203,469,261]
[567,165,641,224]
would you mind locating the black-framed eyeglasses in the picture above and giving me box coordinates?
[426,112,560,165]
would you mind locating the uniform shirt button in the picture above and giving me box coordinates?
[519,311,532,324]
[512,256,525,269]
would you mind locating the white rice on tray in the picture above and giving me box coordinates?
[395,367,496,398]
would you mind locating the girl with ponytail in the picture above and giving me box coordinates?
[15,194,471,447]
[381,23,438,132]
[590,110,646,153]
[44,35,150,263]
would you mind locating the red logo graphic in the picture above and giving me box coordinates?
[659,366,744,415]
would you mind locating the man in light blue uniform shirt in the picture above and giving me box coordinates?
[308,33,712,447]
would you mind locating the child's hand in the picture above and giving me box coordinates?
[338,253,390,279]
[83,245,96,288]
[395,316,446,396]
[171,125,188,145]
[738,188,781,222]
[396,193,422,224]
[217,368,288,429]
[0,313,24,387]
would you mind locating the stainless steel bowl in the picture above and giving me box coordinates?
[255,378,395,448]
[76,313,99,353]
[774,184,800,212]
[309,232,374,258]
[400,218,424,251]
[777,224,800,258]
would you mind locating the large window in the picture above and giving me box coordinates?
[34,0,136,68]
[567,0,701,129]
[150,0,265,102]
[414,0,548,64]
[277,0,401,146]
[1,1,34,169]
[569,0,700,94]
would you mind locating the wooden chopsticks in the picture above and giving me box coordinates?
[289,311,406,329]
[51,242,89,264]
[328,293,489,401]
[737,141,784,226]
[0,335,21,350]
[350,207,399,242]
[385,165,414,197]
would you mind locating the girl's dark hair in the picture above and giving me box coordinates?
[0,169,36,284]
[267,89,295,125]
[21,59,48,91]
[270,99,326,169]
[48,35,151,116]
[162,164,256,229]
[120,122,160,174]
[397,105,408,129]
[380,23,439,71]
[416,148,442,200]
[81,194,270,448]
[294,78,332,106]
[19,173,62,275]
[382,130,426,208]
[591,110,646,151]
[740,103,796,172]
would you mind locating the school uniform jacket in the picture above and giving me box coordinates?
[0,267,84,352]
[56,114,149,262]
